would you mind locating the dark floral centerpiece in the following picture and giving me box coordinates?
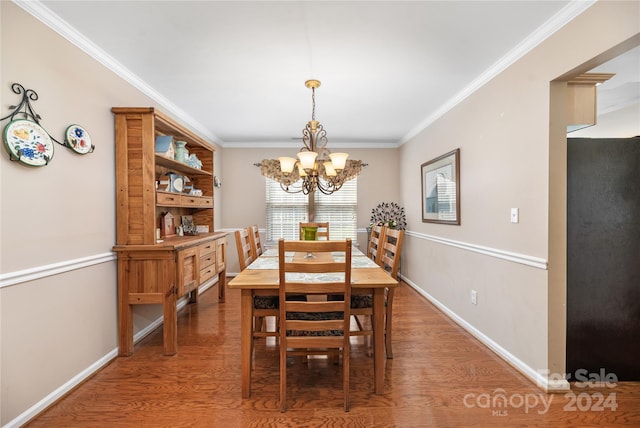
[369,202,406,230]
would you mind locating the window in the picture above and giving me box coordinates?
[265,178,357,244]
[314,178,357,240]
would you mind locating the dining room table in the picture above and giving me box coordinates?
[227,244,398,398]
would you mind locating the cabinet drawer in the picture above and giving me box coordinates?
[199,265,216,283]
[181,195,200,207]
[198,197,213,208]
[199,241,216,256]
[180,196,212,207]
[200,252,216,269]
[157,192,181,206]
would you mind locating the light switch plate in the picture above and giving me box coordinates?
[510,208,519,223]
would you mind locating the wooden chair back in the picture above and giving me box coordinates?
[367,224,386,264]
[379,228,404,280]
[278,238,352,412]
[299,222,330,240]
[378,228,403,359]
[234,227,255,271]
[249,224,263,258]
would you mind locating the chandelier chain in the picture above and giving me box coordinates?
[311,87,316,121]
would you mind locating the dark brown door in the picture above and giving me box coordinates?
[567,137,640,381]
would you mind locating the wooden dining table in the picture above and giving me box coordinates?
[227,246,398,398]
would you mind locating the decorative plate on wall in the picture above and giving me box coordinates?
[65,124,93,154]
[3,119,55,166]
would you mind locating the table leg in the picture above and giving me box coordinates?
[241,289,253,398]
[117,265,133,356]
[218,270,226,302]
[373,287,385,394]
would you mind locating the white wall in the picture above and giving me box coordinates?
[398,0,639,389]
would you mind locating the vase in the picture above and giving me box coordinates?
[174,141,189,163]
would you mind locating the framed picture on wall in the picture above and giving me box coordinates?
[421,148,460,225]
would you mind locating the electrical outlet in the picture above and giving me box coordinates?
[471,290,478,305]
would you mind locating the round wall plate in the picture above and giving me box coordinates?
[3,119,55,166]
[65,124,92,154]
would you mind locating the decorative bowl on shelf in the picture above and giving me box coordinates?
[188,153,202,169]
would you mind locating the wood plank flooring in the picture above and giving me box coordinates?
[27,282,640,427]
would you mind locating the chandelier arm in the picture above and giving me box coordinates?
[280,181,303,194]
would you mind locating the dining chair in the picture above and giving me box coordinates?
[367,224,386,263]
[350,225,385,339]
[299,222,330,240]
[350,227,403,358]
[377,228,404,358]
[235,227,255,271]
[248,224,264,258]
[278,238,352,412]
[235,228,278,351]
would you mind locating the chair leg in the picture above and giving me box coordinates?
[343,345,350,412]
[353,315,365,331]
[255,316,264,332]
[280,349,287,412]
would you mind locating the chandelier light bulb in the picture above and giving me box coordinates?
[323,161,337,177]
[297,151,318,170]
[278,156,297,174]
[329,152,349,171]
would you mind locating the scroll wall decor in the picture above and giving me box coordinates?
[1,83,94,167]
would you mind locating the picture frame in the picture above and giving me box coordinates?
[421,148,460,225]
[181,215,198,235]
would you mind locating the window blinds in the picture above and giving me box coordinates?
[265,177,357,244]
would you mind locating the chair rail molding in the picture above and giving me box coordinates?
[0,252,117,288]
[406,230,548,270]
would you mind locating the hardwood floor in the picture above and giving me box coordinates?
[27,281,639,427]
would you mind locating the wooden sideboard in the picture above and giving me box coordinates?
[113,233,226,356]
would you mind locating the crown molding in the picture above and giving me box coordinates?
[13,0,221,146]
[222,140,400,149]
[399,0,597,145]
[15,0,596,150]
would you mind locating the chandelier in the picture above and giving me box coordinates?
[257,80,365,195]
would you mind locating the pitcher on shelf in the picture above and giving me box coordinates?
[174,140,189,163]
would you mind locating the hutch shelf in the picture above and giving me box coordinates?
[112,107,226,356]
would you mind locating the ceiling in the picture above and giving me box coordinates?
[25,1,636,148]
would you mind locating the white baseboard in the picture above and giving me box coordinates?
[4,277,220,428]
[400,274,570,393]
[3,350,117,428]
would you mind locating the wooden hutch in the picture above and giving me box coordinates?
[112,107,227,356]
